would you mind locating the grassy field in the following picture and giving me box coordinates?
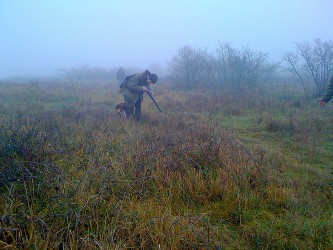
[0,79,332,249]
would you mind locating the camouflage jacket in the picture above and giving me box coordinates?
[322,75,333,102]
[119,70,150,102]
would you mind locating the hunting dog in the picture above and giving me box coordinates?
[115,103,127,117]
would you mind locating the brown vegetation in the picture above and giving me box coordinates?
[0,80,332,249]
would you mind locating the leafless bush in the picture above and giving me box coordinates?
[283,38,333,96]
[214,42,278,91]
[168,45,214,89]
[168,43,278,91]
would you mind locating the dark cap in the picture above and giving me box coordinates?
[149,73,158,84]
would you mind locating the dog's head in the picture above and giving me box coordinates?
[115,103,126,112]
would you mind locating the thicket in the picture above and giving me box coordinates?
[168,43,278,90]
[168,39,333,97]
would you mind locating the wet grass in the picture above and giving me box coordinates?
[0,80,332,249]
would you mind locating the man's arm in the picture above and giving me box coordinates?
[319,76,333,105]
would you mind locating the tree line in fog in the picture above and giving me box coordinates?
[169,39,333,96]
[59,39,333,97]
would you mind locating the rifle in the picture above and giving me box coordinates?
[146,91,162,112]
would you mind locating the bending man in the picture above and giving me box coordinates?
[119,70,158,121]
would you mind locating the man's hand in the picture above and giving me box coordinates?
[319,99,327,106]
[143,87,153,95]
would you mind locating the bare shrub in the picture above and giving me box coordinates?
[168,45,213,89]
[168,43,278,91]
[283,38,333,96]
[214,42,278,91]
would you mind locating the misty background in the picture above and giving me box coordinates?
[1,0,333,79]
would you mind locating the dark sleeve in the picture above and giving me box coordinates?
[322,76,333,102]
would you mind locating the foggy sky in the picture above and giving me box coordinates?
[1,0,333,79]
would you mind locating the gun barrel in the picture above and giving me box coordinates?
[147,92,162,112]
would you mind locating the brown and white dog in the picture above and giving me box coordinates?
[115,103,127,117]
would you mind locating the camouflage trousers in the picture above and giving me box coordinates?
[124,96,142,121]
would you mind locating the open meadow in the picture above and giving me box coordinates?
[0,79,332,249]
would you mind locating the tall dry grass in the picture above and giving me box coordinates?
[0,80,332,249]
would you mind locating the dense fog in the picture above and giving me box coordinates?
[1,0,333,79]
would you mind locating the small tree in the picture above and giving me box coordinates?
[168,45,212,89]
[214,42,278,91]
[283,39,333,96]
